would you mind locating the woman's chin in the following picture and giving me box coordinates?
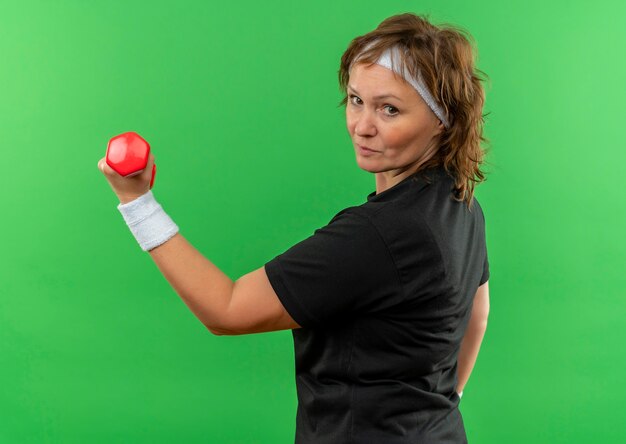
[355,158,384,173]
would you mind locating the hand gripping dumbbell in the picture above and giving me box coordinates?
[106,131,156,189]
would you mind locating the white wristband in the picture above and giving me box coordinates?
[117,190,179,251]
[459,391,463,398]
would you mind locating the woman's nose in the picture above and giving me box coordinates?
[354,110,377,137]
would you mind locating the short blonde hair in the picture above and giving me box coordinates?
[338,13,491,208]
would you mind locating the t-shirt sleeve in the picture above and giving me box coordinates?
[478,203,489,286]
[264,209,402,328]
[479,252,489,285]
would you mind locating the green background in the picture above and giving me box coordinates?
[1,0,624,442]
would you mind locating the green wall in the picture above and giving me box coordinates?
[1,0,624,442]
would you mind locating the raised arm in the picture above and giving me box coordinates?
[148,232,301,335]
[98,153,300,336]
[457,280,490,395]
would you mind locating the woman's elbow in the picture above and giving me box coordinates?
[206,322,234,336]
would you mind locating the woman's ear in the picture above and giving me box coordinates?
[435,119,445,136]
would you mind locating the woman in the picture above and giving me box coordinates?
[98,12,490,443]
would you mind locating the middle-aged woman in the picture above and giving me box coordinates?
[98,12,491,444]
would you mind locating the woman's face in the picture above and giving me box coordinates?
[346,62,444,176]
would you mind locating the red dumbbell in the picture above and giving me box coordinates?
[106,131,156,189]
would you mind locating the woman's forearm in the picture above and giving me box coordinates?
[456,282,490,394]
[456,317,487,393]
[148,233,235,333]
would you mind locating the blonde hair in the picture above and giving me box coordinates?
[338,13,491,208]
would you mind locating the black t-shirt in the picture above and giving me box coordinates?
[264,165,489,444]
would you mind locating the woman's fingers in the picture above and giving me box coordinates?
[97,157,118,176]
[97,157,108,174]
[98,151,154,204]
[144,152,155,172]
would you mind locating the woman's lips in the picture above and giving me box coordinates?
[357,144,379,155]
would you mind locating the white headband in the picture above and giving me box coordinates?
[350,43,451,129]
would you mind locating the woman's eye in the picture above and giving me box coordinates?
[383,105,399,116]
[349,94,362,105]
[348,95,398,116]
